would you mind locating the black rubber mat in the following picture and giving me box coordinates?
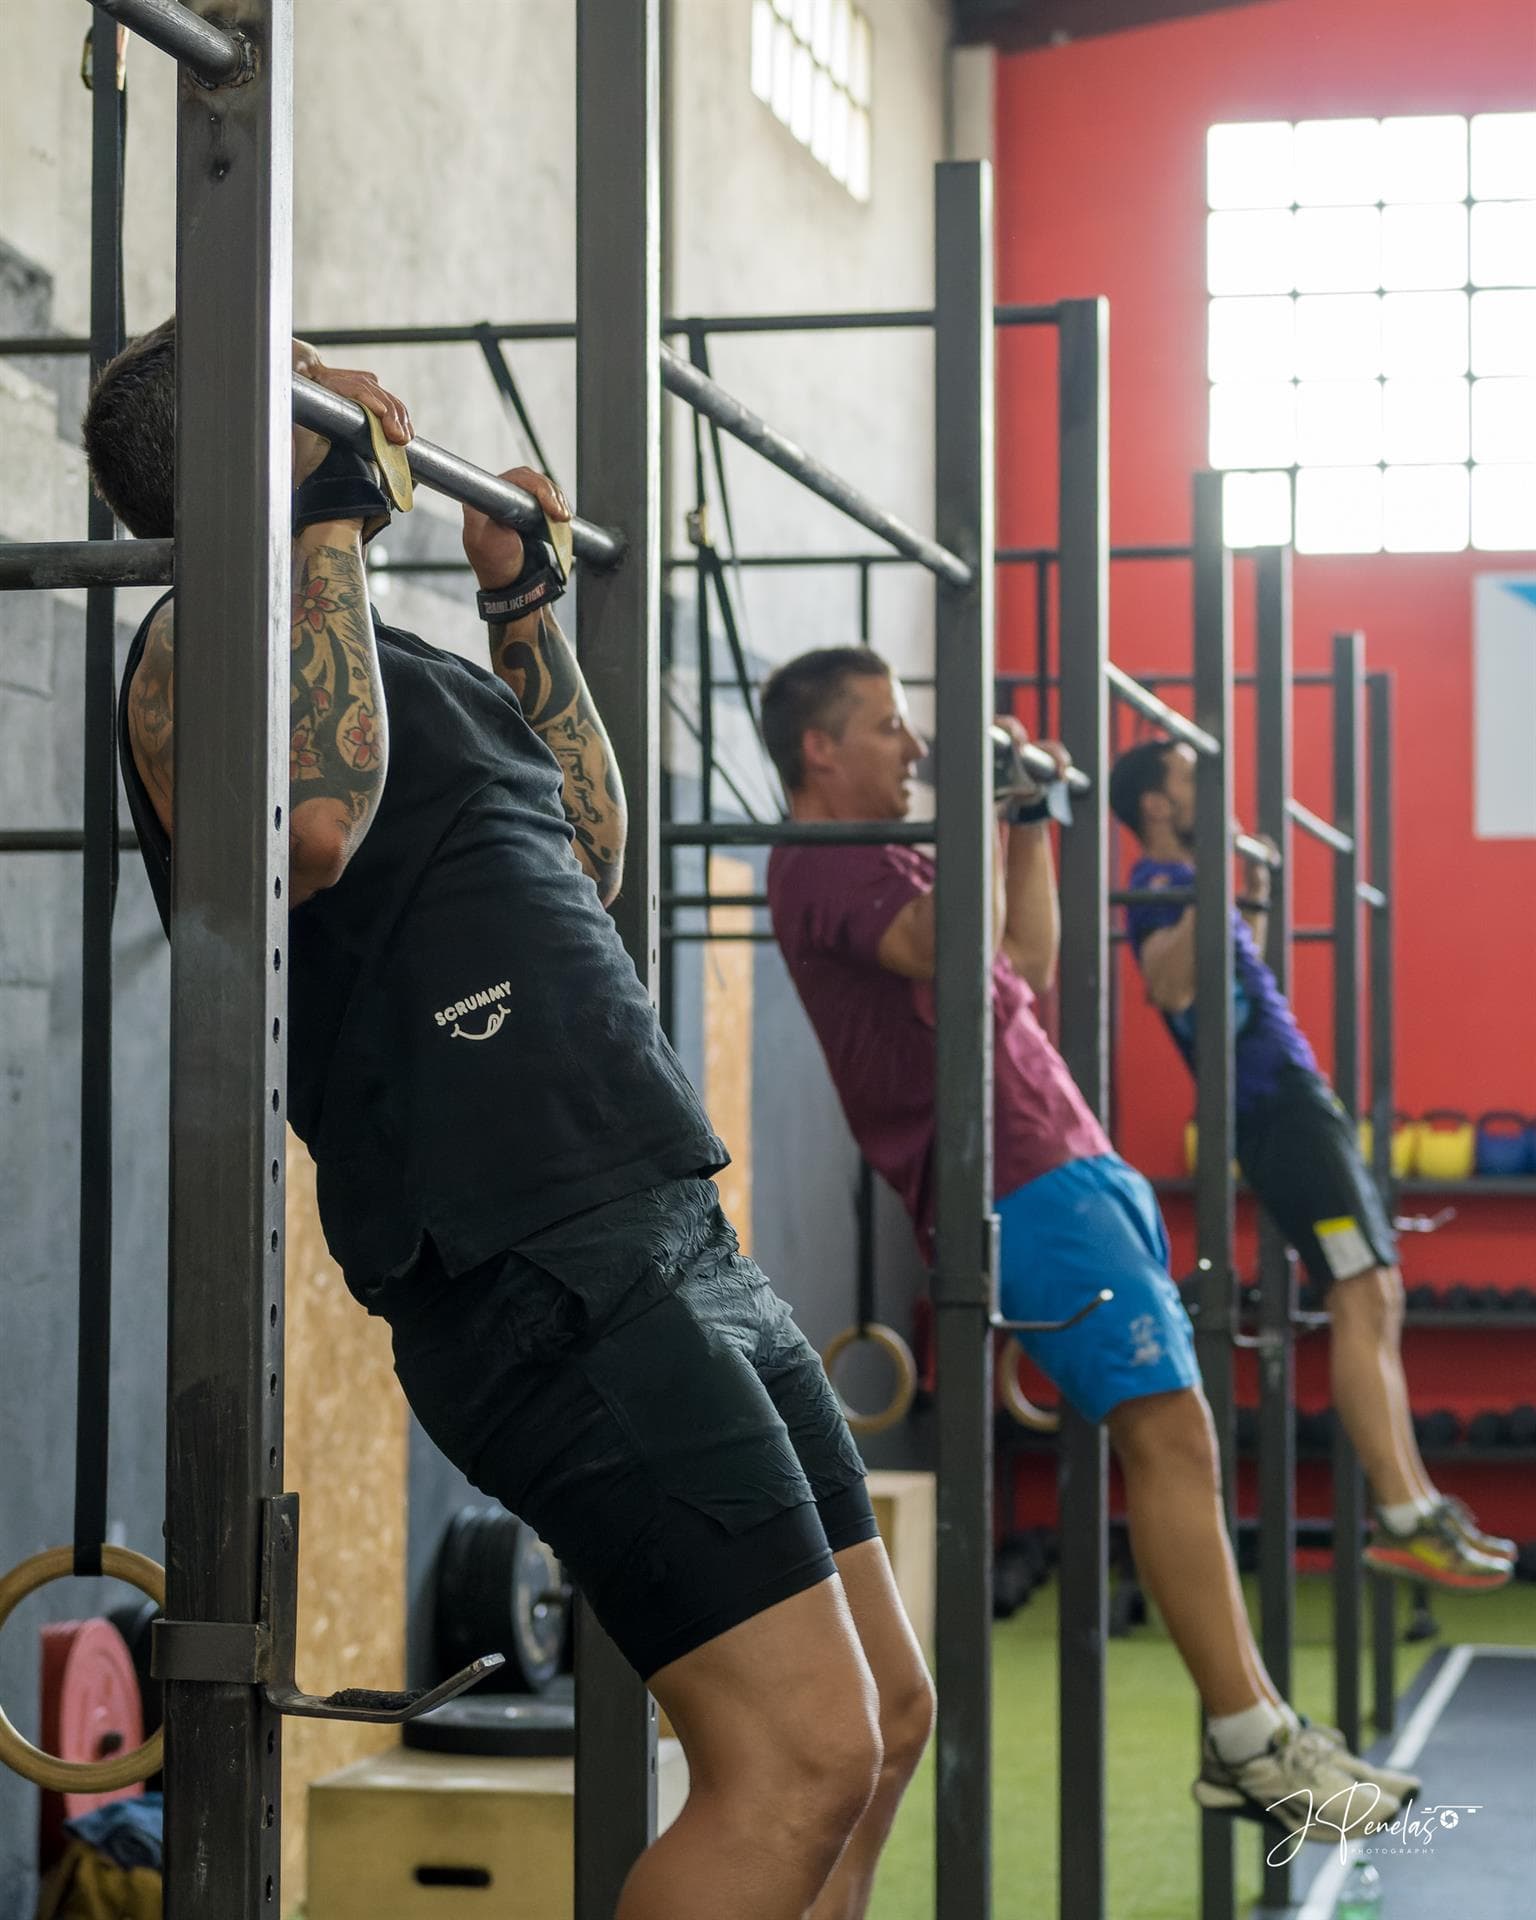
[1293,1646,1536,1918]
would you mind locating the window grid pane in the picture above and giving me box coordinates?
[1209,112,1536,551]
[752,0,872,203]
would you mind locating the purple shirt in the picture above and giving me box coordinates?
[767,841,1111,1261]
[1124,856,1318,1113]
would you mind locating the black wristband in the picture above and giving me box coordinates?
[1003,793,1053,826]
[475,530,568,623]
[292,442,392,540]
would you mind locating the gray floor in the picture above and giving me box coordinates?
[1292,1646,1536,1918]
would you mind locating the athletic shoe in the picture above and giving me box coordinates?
[1438,1494,1515,1563]
[1193,1727,1400,1843]
[1363,1506,1512,1591]
[1293,1716,1421,1804]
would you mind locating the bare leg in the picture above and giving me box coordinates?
[807,1538,935,1920]
[1107,1387,1273,1718]
[618,1573,882,1920]
[1327,1265,1434,1509]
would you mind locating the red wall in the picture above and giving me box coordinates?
[992,0,1536,1523]
[994,0,1536,1185]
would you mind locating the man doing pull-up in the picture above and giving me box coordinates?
[82,323,933,1920]
[762,645,1415,1846]
[1110,736,1511,1593]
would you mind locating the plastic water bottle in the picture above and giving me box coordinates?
[1334,1859,1381,1918]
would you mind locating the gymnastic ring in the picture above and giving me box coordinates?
[822,1323,919,1436]
[996,1337,1060,1435]
[0,1545,165,1791]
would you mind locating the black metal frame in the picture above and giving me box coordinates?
[0,6,1406,1914]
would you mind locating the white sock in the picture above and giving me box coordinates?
[1209,1699,1287,1765]
[1379,1495,1437,1536]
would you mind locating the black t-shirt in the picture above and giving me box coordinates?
[118,595,726,1295]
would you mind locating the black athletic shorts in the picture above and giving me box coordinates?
[1235,1066,1398,1288]
[380,1177,877,1680]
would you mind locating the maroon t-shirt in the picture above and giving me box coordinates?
[767,841,1110,1261]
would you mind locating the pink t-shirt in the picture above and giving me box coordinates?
[767,841,1110,1261]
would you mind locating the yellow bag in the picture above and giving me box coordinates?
[35,1842,161,1920]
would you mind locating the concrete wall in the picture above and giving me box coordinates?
[0,2,967,1905]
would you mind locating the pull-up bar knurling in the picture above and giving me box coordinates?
[658,346,974,590]
[291,377,626,569]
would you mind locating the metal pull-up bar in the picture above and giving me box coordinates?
[658,346,974,590]
[1107,659,1222,756]
[290,377,626,567]
[92,0,247,86]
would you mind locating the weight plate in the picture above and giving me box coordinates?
[403,1685,575,1759]
[435,1505,570,1695]
[38,1619,144,1868]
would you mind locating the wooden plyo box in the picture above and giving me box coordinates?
[867,1469,936,1659]
[307,1738,688,1919]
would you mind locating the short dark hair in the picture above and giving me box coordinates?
[760,646,891,793]
[1108,737,1177,837]
[81,317,177,537]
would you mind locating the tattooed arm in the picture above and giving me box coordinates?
[462,468,628,905]
[124,526,389,909]
[490,608,627,903]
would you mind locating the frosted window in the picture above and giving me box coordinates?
[811,68,834,164]
[848,107,871,203]
[1296,381,1381,465]
[1382,465,1470,552]
[830,0,851,85]
[1295,208,1379,293]
[1295,295,1381,379]
[1381,378,1469,464]
[1381,204,1467,291]
[1471,113,1536,201]
[811,0,832,64]
[1209,382,1295,469]
[1471,291,1536,375]
[1380,292,1469,376]
[849,14,871,106]
[1296,467,1383,554]
[1223,471,1293,547]
[1295,119,1379,207]
[1208,114,1530,552]
[1472,380,1536,465]
[791,42,814,143]
[1208,211,1294,295]
[828,88,849,183]
[751,0,774,102]
[1471,202,1536,289]
[1208,298,1295,381]
[771,21,794,123]
[1208,122,1293,209]
[1380,116,1468,204]
[1472,466,1536,550]
[753,0,870,202]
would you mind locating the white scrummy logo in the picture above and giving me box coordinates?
[434,979,512,1043]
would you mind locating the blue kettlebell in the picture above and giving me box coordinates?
[1475,1111,1532,1177]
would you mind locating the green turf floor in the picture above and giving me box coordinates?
[869,1574,1536,1920]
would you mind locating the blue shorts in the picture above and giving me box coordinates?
[997,1153,1200,1423]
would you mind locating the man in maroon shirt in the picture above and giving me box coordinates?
[762,646,1412,1841]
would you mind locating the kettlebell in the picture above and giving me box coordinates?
[1475,1111,1533,1178]
[1415,1110,1475,1182]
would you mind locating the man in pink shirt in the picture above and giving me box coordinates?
[762,646,1412,1842]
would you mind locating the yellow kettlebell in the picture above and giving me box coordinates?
[1414,1110,1474,1182]
[1358,1115,1421,1180]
